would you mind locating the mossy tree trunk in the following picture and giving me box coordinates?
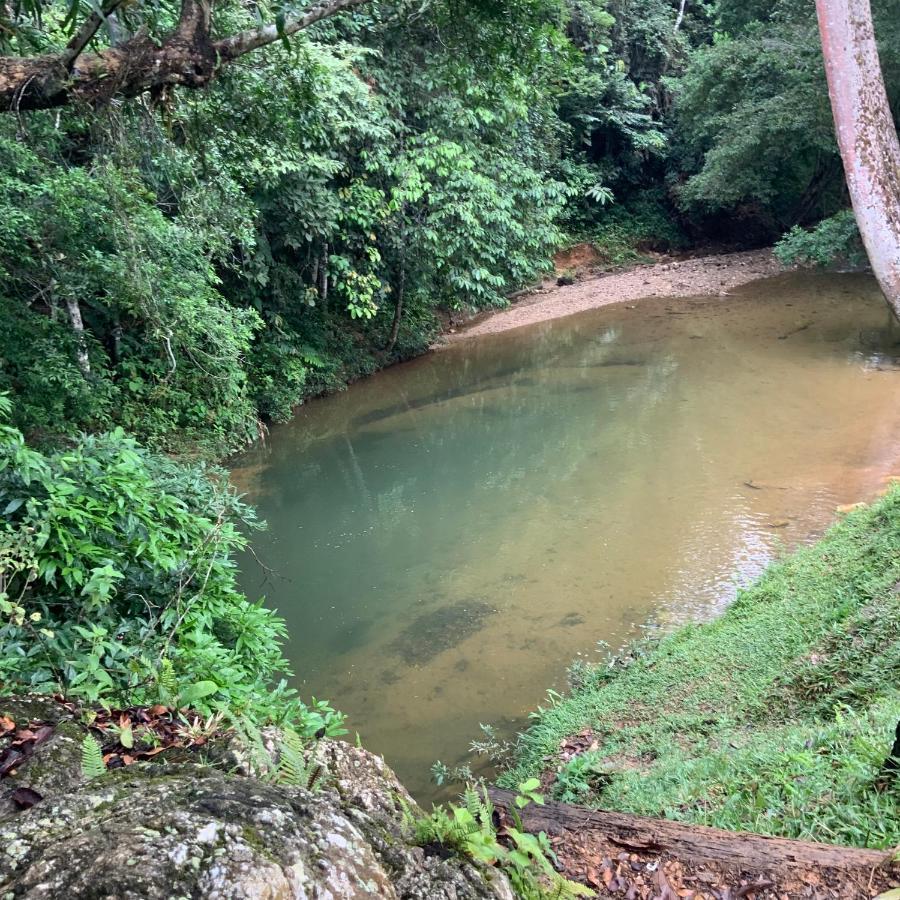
[816,0,900,320]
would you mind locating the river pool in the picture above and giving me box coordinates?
[231,270,900,800]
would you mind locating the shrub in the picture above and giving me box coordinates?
[774,210,867,269]
[0,399,343,736]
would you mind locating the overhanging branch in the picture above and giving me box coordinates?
[0,0,372,112]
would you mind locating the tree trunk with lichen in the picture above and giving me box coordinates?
[386,259,406,354]
[64,297,91,377]
[816,0,900,320]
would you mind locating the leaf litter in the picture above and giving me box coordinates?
[0,699,221,806]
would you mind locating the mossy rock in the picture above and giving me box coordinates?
[0,697,513,899]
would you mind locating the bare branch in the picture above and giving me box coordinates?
[215,0,371,60]
[61,0,127,68]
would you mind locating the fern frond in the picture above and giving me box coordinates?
[276,726,321,789]
[460,783,495,836]
[415,806,454,845]
[276,726,305,785]
[157,657,178,705]
[398,795,417,831]
[449,806,478,842]
[307,762,323,790]
[80,734,105,779]
[463,785,481,821]
[479,784,495,835]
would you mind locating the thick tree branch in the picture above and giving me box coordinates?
[0,0,371,112]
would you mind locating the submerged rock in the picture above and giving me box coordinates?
[0,698,512,899]
[389,600,495,666]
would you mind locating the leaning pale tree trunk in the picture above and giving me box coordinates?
[816,0,900,319]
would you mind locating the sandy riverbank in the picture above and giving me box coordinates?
[443,248,787,341]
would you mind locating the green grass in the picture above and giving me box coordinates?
[500,487,900,849]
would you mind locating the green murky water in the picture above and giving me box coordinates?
[232,271,900,800]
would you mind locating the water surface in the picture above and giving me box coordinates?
[232,272,900,800]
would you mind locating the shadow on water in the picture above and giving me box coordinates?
[232,270,900,801]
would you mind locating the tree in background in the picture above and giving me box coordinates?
[816,0,900,319]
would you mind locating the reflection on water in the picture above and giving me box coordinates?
[232,272,900,801]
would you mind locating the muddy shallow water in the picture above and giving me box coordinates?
[231,271,900,801]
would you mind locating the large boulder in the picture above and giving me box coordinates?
[0,698,513,899]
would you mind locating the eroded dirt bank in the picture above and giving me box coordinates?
[445,248,786,340]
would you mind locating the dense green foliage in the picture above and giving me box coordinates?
[774,210,867,269]
[0,396,343,735]
[501,487,900,849]
[0,0,578,451]
[3,0,896,450]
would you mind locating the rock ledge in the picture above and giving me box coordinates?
[0,696,512,899]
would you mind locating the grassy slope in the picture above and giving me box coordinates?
[500,487,900,849]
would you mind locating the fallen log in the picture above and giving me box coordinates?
[488,788,896,875]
